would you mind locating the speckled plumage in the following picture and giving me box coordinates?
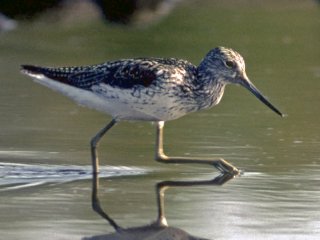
[21,47,283,121]
[22,53,209,121]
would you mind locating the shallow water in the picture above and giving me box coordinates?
[0,1,319,239]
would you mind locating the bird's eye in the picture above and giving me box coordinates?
[225,60,235,68]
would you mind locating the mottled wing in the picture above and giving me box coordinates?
[72,61,156,90]
[22,60,159,91]
[68,70,107,90]
[20,64,102,90]
[98,60,157,89]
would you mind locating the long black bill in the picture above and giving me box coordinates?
[239,75,284,117]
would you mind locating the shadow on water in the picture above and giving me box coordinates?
[84,171,235,240]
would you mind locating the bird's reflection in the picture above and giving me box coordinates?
[84,171,235,240]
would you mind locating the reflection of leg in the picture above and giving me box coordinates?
[92,170,122,231]
[91,119,117,173]
[155,184,169,226]
[155,173,235,226]
[155,121,240,175]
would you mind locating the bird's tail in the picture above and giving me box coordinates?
[20,65,73,84]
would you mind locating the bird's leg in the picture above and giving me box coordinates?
[155,121,167,159]
[90,118,117,173]
[90,119,122,231]
[155,121,240,175]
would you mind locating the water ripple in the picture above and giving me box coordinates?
[0,162,148,191]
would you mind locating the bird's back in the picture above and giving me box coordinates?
[21,58,196,89]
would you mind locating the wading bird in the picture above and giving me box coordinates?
[21,47,283,175]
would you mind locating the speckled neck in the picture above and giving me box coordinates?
[195,59,227,110]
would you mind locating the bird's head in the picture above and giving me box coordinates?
[199,47,284,117]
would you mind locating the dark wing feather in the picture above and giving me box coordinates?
[103,61,157,89]
[22,59,159,90]
[21,65,95,88]
[21,65,78,84]
[68,70,106,89]
[69,60,158,90]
